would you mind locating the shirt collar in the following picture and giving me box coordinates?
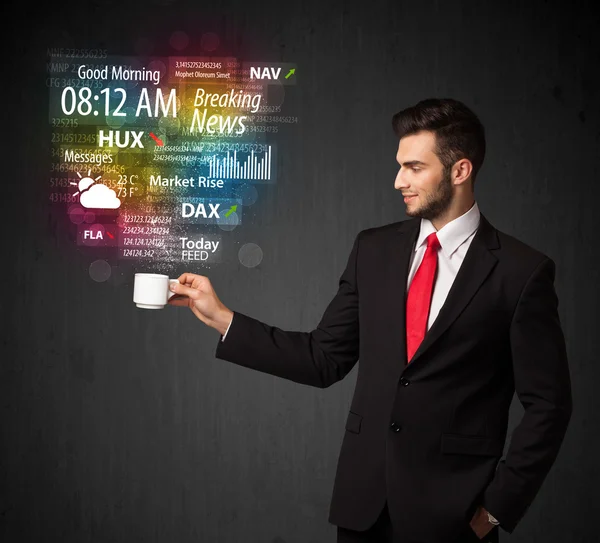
[414,201,481,259]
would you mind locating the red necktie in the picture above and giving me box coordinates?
[406,232,440,363]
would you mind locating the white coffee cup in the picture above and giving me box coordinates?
[133,273,179,309]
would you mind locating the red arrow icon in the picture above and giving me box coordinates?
[149,132,164,146]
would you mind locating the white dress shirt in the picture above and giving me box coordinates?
[221,201,481,341]
[407,201,480,331]
[222,312,234,341]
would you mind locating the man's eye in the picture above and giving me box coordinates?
[412,168,420,172]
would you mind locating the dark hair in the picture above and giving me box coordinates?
[391,98,486,186]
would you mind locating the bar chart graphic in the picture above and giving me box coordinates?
[207,146,276,182]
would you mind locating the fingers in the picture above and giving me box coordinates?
[170,280,200,300]
[167,296,190,307]
[177,273,207,286]
[191,275,207,290]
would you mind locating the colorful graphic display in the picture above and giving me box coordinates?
[47,45,297,279]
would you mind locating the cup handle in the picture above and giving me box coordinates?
[168,279,180,300]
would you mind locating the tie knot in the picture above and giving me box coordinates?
[426,232,440,250]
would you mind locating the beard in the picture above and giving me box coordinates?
[406,166,454,221]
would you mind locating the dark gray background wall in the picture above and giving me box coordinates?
[3,0,598,541]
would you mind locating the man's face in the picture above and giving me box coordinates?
[394,130,453,221]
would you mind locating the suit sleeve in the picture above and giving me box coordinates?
[482,257,573,533]
[213,231,362,388]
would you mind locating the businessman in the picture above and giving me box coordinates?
[168,98,573,543]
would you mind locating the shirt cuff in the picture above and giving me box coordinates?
[221,313,234,341]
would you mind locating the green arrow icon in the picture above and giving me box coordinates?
[284,68,296,79]
[224,204,237,217]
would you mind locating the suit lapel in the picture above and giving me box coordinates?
[385,212,500,376]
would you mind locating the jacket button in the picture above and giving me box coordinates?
[390,422,401,432]
[400,377,410,386]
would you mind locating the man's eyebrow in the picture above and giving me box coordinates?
[396,159,428,167]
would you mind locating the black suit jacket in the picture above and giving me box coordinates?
[214,213,572,542]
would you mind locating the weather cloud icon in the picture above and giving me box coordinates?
[80,184,121,209]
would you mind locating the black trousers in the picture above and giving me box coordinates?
[336,501,499,543]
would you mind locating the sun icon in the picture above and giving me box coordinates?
[70,170,102,196]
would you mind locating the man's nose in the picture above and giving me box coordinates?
[395,172,409,189]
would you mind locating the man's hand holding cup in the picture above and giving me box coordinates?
[168,273,233,335]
